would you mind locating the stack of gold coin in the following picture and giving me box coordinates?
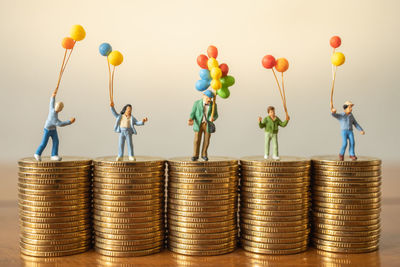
[167,157,239,256]
[92,156,166,257]
[311,156,382,253]
[18,157,92,257]
[239,156,311,255]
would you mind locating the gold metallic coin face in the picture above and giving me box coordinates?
[168,156,238,167]
[168,245,236,256]
[313,233,379,243]
[93,156,165,166]
[168,165,239,173]
[18,156,92,167]
[312,165,381,172]
[240,238,308,250]
[313,243,378,253]
[311,155,381,166]
[242,244,307,255]
[20,245,91,257]
[19,166,92,174]
[312,237,378,248]
[241,165,310,173]
[95,246,163,257]
[240,156,310,166]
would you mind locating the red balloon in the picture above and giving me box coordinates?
[207,45,218,58]
[219,63,229,77]
[262,55,276,69]
[62,37,75,49]
[197,54,208,69]
[330,36,341,48]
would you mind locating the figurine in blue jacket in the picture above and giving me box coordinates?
[331,101,365,161]
[34,92,75,161]
[110,101,148,161]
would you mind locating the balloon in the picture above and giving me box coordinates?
[331,52,345,66]
[275,58,289,72]
[217,87,230,99]
[219,63,229,77]
[330,36,341,48]
[70,25,86,41]
[211,79,222,90]
[195,80,209,91]
[207,45,218,58]
[197,54,208,69]
[62,37,75,49]
[108,51,123,66]
[199,69,211,80]
[99,43,112,56]
[207,58,219,70]
[221,75,235,87]
[262,55,276,69]
[210,67,222,80]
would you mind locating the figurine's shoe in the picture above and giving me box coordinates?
[264,155,269,159]
[349,155,358,161]
[272,155,280,160]
[129,156,136,161]
[116,157,123,161]
[339,154,344,161]
[191,157,198,161]
[34,154,41,161]
[50,156,62,161]
[202,156,209,161]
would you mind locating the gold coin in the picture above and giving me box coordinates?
[241,181,309,189]
[168,224,236,234]
[19,213,90,223]
[19,208,90,218]
[93,182,163,190]
[313,243,378,253]
[95,235,164,246]
[18,182,91,190]
[312,237,378,248]
[20,245,91,257]
[240,208,309,217]
[242,244,307,255]
[94,171,165,179]
[18,156,91,167]
[167,203,236,212]
[93,177,164,185]
[168,245,236,256]
[168,229,237,240]
[312,196,380,204]
[94,225,163,235]
[168,198,236,207]
[312,175,381,183]
[18,176,90,185]
[94,219,163,229]
[167,219,235,229]
[312,165,381,172]
[93,214,162,224]
[95,246,162,257]
[313,170,381,177]
[94,165,165,173]
[241,165,310,173]
[18,198,90,207]
[313,233,379,243]
[241,192,307,200]
[20,235,91,246]
[313,180,381,188]
[312,185,380,194]
[18,187,90,196]
[241,218,308,227]
[313,191,381,199]
[20,229,91,240]
[240,229,309,239]
[18,192,90,202]
[241,171,310,178]
[311,206,381,215]
[18,171,90,179]
[93,209,161,218]
[168,240,236,250]
[168,181,237,190]
[240,212,308,222]
[95,230,163,240]
[168,193,236,201]
[241,223,308,233]
[19,165,91,173]
[167,213,235,223]
[240,233,308,244]
[168,171,238,179]
[168,209,235,218]
[168,165,238,173]
[311,156,381,166]
[240,202,309,211]
[241,198,308,205]
[168,156,237,167]
[313,212,379,221]
[94,193,163,201]
[312,217,379,226]
[240,238,308,250]
[93,187,162,196]
[20,224,91,234]
[168,187,237,195]
[93,156,165,166]
[93,198,163,207]
[313,201,380,210]
[95,240,163,251]
[168,176,236,184]
[240,156,310,167]
[312,222,380,232]
[168,235,236,245]
[19,203,90,213]
[93,204,163,213]
[240,186,308,194]
[20,218,91,229]
[313,227,380,237]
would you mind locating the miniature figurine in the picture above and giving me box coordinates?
[258,106,289,160]
[331,101,365,160]
[34,91,75,161]
[188,90,218,161]
[110,101,148,161]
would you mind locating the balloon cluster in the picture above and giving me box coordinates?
[56,25,86,94]
[99,43,124,103]
[329,36,345,107]
[261,55,289,116]
[196,45,235,99]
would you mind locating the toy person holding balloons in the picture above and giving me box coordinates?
[99,43,148,161]
[329,36,365,161]
[34,25,85,161]
[260,54,290,160]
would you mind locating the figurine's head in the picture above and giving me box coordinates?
[202,90,214,105]
[267,106,275,117]
[55,102,64,113]
[120,104,132,116]
[343,101,354,114]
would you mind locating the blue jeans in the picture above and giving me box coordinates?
[118,128,134,157]
[340,130,355,156]
[36,128,59,156]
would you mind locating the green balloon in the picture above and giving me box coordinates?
[217,87,230,99]
[222,75,235,87]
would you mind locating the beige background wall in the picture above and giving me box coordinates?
[0,0,399,164]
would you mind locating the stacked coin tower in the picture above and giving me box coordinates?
[92,156,166,257]
[239,156,311,255]
[167,157,239,256]
[18,157,92,257]
[311,156,382,253]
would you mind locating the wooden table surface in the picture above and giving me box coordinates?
[1,164,399,266]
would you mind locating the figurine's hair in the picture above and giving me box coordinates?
[343,104,348,110]
[267,106,275,113]
[120,104,132,115]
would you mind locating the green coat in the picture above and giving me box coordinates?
[189,99,218,132]
[259,116,288,134]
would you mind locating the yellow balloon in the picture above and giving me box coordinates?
[108,51,124,66]
[211,79,221,90]
[210,67,222,79]
[207,57,219,70]
[331,52,345,66]
[70,25,86,41]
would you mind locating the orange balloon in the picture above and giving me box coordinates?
[275,58,289,72]
[62,37,75,49]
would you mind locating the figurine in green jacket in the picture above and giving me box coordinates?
[188,90,218,161]
[258,106,290,160]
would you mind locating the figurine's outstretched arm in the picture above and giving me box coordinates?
[259,118,266,129]
[49,96,56,111]
[353,118,364,133]
[212,103,218,121]
[110,105,119,118]
[188,102,196,126]
[56,118,74,127]
[133,116,147,126]
[278,118,289,127]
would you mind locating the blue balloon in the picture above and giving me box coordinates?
[195,80,209,91]
[99,43,112,56]
[199,69,211,80]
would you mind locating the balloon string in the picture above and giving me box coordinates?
[331,48,336,80]
[54,49,68,95]
[61,41,76,77]
[107,58,112,103]
[211,94,217,121]
[111,66,116,103]
[330,66,337,109]
[271,69,285,112]
[281,72,288,116]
